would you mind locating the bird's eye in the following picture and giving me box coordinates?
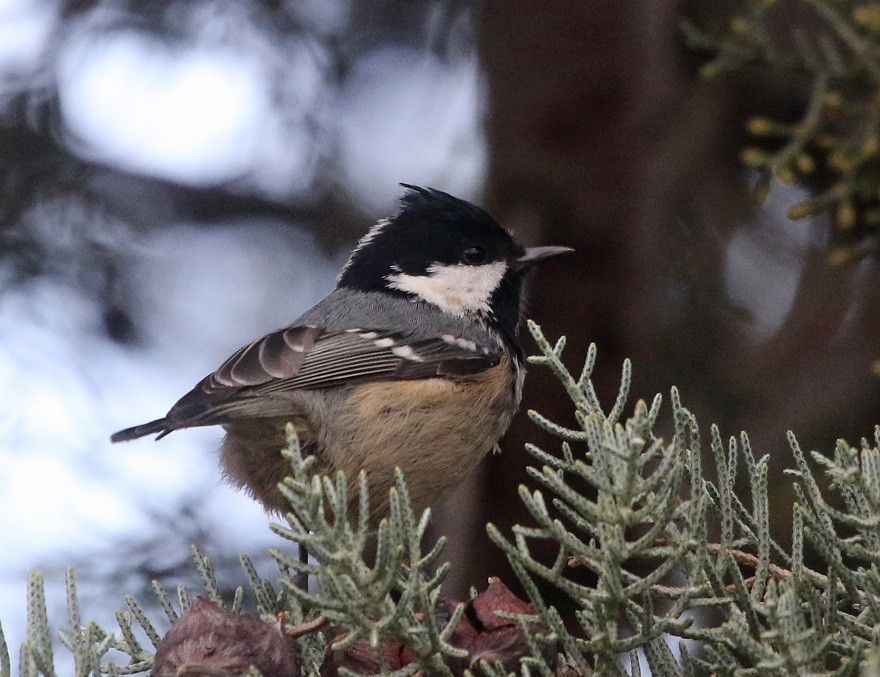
[462,246,486,265]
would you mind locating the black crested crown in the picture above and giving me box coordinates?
[395,184,502,234]
[398,183,486,217]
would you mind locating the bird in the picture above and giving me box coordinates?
[111,185,572,523]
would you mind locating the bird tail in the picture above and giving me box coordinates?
[110,418,172,443]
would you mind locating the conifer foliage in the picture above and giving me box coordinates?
[3,321,880,675]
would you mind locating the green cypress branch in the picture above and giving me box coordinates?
[7,320,880,674]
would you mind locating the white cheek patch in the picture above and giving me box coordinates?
[386,261,507,317]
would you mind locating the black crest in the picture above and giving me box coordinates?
[395,184,503,235]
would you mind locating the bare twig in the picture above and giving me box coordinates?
[567,540,792,585]
[703,542,790,582]
[281,614,327,639]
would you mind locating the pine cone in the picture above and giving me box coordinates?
[321,577,555,675]
[152,597,298,676]
[445,577,556,672]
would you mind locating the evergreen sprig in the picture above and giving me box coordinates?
[3,547,280,676]
[682,0,880,262]
[489,321,704,675]
[270,424,467,676]
[4,321,880,675]
[489,321,880,675]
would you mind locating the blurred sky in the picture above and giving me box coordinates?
[0,0,486,663]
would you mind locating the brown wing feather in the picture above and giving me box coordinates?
[115,325,501,440]
[161,325,323,426]
[212,325,321,387]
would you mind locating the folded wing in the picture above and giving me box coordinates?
[133,324,501,437]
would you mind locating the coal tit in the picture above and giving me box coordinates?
[111,185,572,522]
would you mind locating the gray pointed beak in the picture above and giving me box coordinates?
[513,245,574,270]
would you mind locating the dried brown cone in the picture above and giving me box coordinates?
[318,636,416,675]
[152,596,298,677]
[445,577,557,673]
[320,577,558,676]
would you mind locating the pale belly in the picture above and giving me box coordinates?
[219,358,520,524]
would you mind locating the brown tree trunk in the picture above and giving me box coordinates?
[435,0,880,600]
